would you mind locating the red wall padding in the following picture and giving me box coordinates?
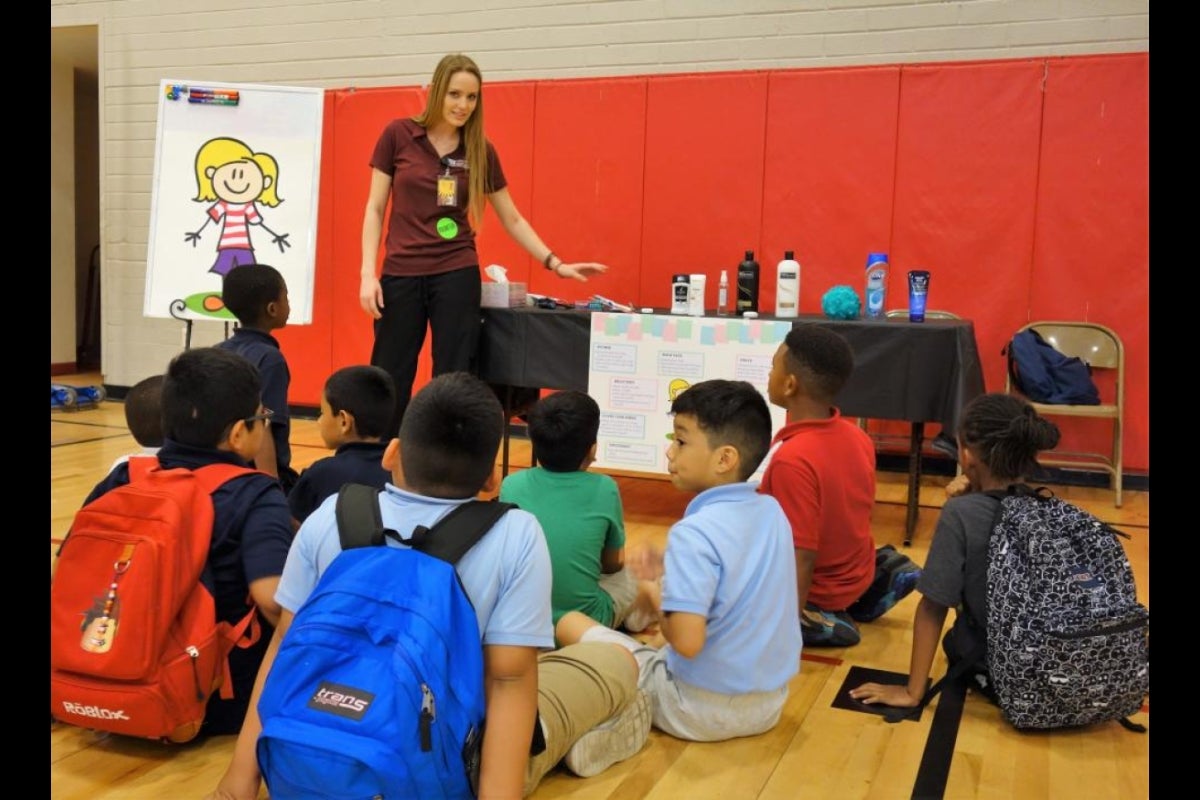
[761,66,901,315]
[282,53,1148,472]
[1029,54,1149,471]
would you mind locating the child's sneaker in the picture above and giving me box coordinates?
[564,689,652,778]
[800,605,861,647]
[848,546,923,622]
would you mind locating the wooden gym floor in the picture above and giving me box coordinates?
[51,372,1149,799]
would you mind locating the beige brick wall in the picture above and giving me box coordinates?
[50,0,1149,386]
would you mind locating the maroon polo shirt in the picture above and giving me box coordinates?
[369,118,507,277]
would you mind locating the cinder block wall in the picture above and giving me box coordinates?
[50,0,1149,387]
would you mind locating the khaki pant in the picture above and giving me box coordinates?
[580,626,787,743]
[524,642,638,796]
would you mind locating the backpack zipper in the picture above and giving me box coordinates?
[420,683,435,751]
[186,646,204,701]
[1048,615,1147,639]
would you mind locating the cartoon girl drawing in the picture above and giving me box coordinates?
[185,137,291,276]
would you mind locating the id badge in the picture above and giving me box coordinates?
[436,170,458,207]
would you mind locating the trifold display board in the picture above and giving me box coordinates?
[145,80,324,324]
[588,312,788,477]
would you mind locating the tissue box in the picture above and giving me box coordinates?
[481,281,527,308]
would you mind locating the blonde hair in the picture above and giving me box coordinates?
[413,53,489,229]
[192,137,281,207]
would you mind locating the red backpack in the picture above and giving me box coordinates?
[50,458,261,742]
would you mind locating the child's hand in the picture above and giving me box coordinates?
[945,474,972,498]
[628,544,664,582]
[848,682,921,708]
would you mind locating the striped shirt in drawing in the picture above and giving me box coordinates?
[208,201,263,250]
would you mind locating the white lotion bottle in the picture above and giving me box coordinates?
[775,250,800,318]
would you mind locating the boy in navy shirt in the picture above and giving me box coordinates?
[287,365,396,526]
[216,264,297,492]
[80,347,294,735]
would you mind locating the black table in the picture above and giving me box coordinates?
[478,308,986,544]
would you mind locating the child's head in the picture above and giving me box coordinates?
[957,393,1061,483]
[161,347,267,458]
[393,372,502,498]
[667,379,772,489]
[319,365,397,448]
[769,323,855,408]
[124,374,165,449]
[527,390,600,472]
[221,264,290,330]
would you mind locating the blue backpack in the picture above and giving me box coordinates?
[1004,329,1101,405]
[256,484,514,799]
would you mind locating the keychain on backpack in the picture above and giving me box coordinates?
[79,550,132,653]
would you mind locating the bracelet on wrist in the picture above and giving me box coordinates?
[543,251,557,270]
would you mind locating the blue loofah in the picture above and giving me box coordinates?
[821,285,861,320]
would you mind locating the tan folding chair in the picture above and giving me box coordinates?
[1003,321,1124,507]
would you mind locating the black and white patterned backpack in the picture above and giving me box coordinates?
[982,485,1149,730]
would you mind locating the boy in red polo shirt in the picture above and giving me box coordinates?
[759,324,920,647]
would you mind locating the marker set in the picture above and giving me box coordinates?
[164,85,240,106]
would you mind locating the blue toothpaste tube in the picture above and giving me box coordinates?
[907,270,930,322]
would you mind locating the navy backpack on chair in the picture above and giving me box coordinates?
[1003,329,1101,405]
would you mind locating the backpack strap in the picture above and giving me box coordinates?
[336,483,388,549]
[334,485,515,561]
[414,500,516,565]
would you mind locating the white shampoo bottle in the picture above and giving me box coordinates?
[775,250,800,318]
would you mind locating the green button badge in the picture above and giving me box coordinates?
[436,218,459,239]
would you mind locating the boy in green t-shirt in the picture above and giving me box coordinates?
[500,390,654,632]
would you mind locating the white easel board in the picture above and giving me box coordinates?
[145,80,324,324]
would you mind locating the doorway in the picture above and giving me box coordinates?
[50,25,100,373]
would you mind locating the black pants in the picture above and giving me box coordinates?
[371,267,482,436]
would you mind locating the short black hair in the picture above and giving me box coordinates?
[221,264,286,327]
[124,374,164,448]
[324,365,396,440]
[780,324,855,402]
[161,347,262,448]
[527,390,600,472]
[958,393,1061,482]
[670,379,772,481]
[398,372,502,497]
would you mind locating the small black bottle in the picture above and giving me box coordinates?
[736,250,760,315]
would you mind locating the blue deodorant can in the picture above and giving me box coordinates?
[864,253,889,319]
[907,270,930,322]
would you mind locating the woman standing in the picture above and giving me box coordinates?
[360,53,606,434]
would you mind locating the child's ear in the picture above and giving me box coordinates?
[714,444,741,476]
[382,438,401,470]
[338,409,355,436]
[580,442,598,469]
[382,437,406,488]
[223,419,255,459]
[783,372,802,399]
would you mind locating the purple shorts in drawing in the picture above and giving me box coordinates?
[209,248,257,277]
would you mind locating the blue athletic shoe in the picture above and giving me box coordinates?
[800,604,861,648]
[849,546,923,622]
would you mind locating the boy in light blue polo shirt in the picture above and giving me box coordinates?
[557,379,802,742]
[207,372,651,799]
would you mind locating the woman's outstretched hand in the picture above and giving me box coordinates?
[556,262,608,282]
[359,274,384,320]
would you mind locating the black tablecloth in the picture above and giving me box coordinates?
[478,308,985,429]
